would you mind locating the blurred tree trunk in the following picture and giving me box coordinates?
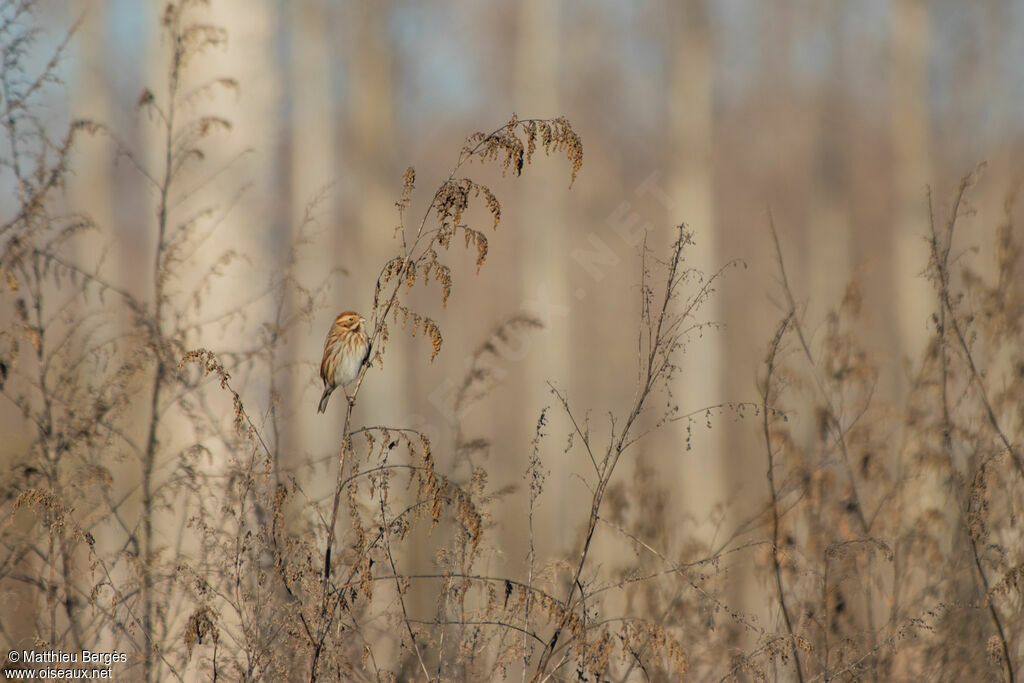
[344,0,395,257]
[270,0,295,474]
[890,0,933,362]
[341,0,397,418]
[339,0,417,644]
[667,0,721,532]
[282,0,335,469]
[809,3,851,312]
[666,0,746,652]
[515,0,569,546]
[289,0,335,200]
[338,0,400,463]
[888,4,934,678]
[71,8,113,249]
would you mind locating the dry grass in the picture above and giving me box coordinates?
[2,2,1023,682]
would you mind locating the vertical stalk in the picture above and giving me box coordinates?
[761,314,804,683]
[140,7,182,680]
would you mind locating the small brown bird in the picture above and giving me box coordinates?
[318,311,371,413]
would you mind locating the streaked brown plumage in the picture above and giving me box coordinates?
[317,311,370,414]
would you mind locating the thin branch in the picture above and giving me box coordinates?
[760,312,805,683]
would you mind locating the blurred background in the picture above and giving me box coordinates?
[5,0,1024,669]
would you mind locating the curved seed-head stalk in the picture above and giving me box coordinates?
[308,115,581,681]
[758,312,806,683]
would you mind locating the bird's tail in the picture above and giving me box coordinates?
[317,387,332,414]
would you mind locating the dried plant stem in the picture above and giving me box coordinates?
[760,312,805,683]
[370,117,568,348]
[966,528,1012,683]
[524,498,536,682]
[533,226,705,680]
[378,496,432,681]
[308,117,578,680]
[2,7,118,658]
[927,174,1015,683]
[767,215,870,535]
[768,216,883,675]
[524,409,547,680]
[926,175,1024,480]
[139,7,182,678]
[307,396,354,682]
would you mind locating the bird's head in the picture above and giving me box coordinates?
[335,311,365,332]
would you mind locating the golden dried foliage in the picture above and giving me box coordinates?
[5,1,1024,678]
[372,116,581,366]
